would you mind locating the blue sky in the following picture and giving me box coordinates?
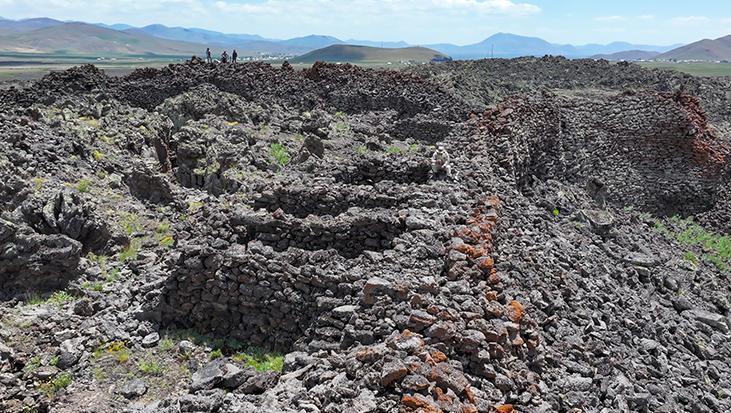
[0,0,729,45]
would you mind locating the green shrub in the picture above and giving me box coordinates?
[654,217,730,271]
[156,222,171,234]
[105,267,121,283]
[94,341,130,364]
[39,372,72,397]
[138,360,164,376]
[119,239,141,263]
[270,143,290,168]
[333,121,350,134]
[120,213,143,235]
[83,282,104,292]
[188,200,205,214]
[92,150,105,161]
[98,135,115,145]
[75,179,92,193]
[159,338,175,352]
[159,235,175,248]
[23,356,41,374]
[32,177,45,192]
[232,347,284,372]
[48,291,75,306]
[210,349,223,360]
[683,251,699,267]
[24,293,45,306]
[386,145,403,155]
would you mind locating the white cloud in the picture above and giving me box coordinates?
[595,15,626,22]
[431,0,540,15]
[213,1,276,13]
[671,16,710,25]
[208,0,540,17]
[639,14,654,20]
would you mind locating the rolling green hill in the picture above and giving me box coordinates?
[291,44,448,63]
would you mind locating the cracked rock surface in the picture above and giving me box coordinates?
[0,57,729,413]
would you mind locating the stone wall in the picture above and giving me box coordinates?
[471,90,730,216]
[161,240,352,351]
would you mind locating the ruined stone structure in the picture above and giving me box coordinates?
[0,59,729,413]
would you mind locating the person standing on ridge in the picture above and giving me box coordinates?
[221,50,229,64]
[206,48,212,64]
[232,50,238,63]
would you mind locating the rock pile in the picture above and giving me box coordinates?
[0,58,729,413]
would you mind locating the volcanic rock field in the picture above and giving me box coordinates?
[0,56,730,413]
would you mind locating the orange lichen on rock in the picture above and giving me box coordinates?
[401,394,442,413]
[450,195,502,281]
[453,243,487,259]
[433,387,453,403]
[507,300,524,323]
[478,257,495,271]
[495,404,515,413]
[431,350,448,363]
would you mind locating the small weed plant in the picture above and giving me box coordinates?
[39,372,72,397]
[138,360,164,376]
[119,239,141,263]
[270,143,291,168]
[75,179,92,193]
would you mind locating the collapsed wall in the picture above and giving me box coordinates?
[473,90,729,217]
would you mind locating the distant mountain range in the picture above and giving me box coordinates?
[0,17,727,61]
[0,21,211,55]
[425,33,678,59]
[590,50,661,61]
[292,45,446,64]
[655,35,731,61]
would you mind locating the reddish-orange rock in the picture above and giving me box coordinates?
[401,394,442,412]
[431,350,448,363]
[507,300,524,323]
[464,385,476,404]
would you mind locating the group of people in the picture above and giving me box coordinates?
[205,47,238,64]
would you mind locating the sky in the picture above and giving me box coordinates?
[0,0,729,45]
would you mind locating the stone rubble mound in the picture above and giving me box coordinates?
[0,58,729,413]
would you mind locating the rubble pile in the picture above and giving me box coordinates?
[0,58,729,413]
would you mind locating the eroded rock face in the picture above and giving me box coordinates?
[20,190,113,252]
[0,218,82,296]
[0,59,729,413]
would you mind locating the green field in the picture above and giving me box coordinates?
[0,52,189,81]
[638,62,731,77]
